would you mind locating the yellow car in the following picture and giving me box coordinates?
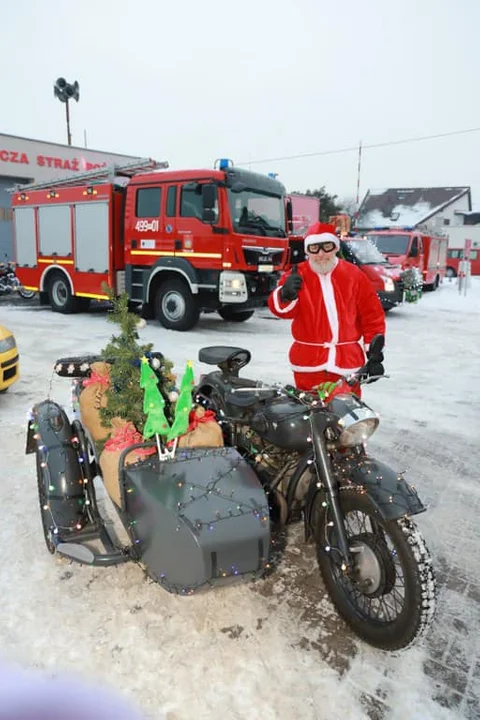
[0,324,19,392]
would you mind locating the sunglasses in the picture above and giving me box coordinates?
[307,241,337,254]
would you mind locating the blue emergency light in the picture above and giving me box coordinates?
[268,172,279,179]
[217,158,233,170]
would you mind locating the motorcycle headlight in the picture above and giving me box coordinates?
[337,406,379,447]
[0,334,16,353]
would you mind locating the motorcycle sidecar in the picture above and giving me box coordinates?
[26,357,271,595]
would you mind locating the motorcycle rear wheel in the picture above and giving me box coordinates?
[315,490,436,650]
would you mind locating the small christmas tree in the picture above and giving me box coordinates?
[98,286,175,434]
[140,356,171,457]
[167,361,195,443]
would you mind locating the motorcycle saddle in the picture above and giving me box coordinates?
[198,346,251,373]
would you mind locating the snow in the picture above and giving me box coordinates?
[360,203,434,230]
[1,279,479,720]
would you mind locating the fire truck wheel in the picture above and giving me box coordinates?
[154,278,200,331]
[48,272,79,314]
[218,308,255,322]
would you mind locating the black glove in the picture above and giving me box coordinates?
[280,272,303,302]
[365,347,385,382]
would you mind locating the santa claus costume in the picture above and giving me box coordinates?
[268,222,386,392]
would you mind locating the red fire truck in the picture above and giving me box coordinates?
[10,158,291,330]
[365,229,447,290]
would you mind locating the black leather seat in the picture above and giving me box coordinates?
[198,346,251,366]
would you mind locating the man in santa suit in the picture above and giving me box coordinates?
[268,222,386,393]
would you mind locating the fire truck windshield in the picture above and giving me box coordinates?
[228,189,286,237]
[346,239,387,265]
[368,234,410,255]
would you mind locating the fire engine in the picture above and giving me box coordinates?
[10,158,291,331]
[365,228,448,290]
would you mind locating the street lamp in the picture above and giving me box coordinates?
[53,77,80,146]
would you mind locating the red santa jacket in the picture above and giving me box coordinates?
[268,258,386,376]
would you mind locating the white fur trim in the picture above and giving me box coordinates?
[272,286,298,314]
[318,272,340,373]
[290,362,362,375]
[304,232,339,251]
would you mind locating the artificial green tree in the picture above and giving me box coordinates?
[140,356,171,457]
[167,361,195,443]
[98,286,175,435]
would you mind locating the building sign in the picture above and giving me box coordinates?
[0,148,107,172]
[0,133,140,185]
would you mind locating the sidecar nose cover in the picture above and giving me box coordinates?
[123,447,270,594]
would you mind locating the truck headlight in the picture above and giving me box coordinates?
[219,271,248,304]
[382,276,395,293]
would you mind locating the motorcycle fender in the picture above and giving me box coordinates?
[27,400,84,500]
[304,456,426,541]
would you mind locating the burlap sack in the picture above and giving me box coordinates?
[99,418,155,507]
[79,361,111,442]
[178,406,224,448]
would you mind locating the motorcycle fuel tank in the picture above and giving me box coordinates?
[250,398,317,452]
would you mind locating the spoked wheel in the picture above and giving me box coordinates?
[18,285,36,299]
[36,449,58,554]
[315,490,436,650]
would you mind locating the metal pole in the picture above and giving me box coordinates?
[354,140,362,228]
[84,129,88,148]
[65,99,72,146]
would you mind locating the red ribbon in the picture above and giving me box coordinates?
[104,422,155,457]
[82,371,110,389]
[187,409,217,432]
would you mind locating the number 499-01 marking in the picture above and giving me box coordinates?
[135,220,159,232]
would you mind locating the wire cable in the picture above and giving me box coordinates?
[238,126,480,166]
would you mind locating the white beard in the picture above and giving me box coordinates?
[308,256,338,275]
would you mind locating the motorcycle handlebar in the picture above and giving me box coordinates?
[229,373,389,402]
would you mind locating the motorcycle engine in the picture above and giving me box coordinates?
[195,390,312,508]
[233,425,310,502]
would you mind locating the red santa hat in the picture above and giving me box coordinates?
[304,222,340,252]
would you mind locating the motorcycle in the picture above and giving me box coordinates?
[0,261,36,299]
[194,335,436,651]
[26,336,436,652]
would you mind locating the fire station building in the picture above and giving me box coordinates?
[0,133,140,260]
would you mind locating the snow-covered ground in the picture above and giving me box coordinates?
[1,278,479,720]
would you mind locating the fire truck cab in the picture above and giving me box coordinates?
[10,159,290,331]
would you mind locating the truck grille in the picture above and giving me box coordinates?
[243,247,285,267]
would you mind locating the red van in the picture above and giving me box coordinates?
[446,247,480,277]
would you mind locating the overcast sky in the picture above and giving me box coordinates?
[3,0,480,206]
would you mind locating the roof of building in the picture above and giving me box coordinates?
[357,187,471,229]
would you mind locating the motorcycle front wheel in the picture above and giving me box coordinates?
[18,285,36,299]
[315,490,436,650]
